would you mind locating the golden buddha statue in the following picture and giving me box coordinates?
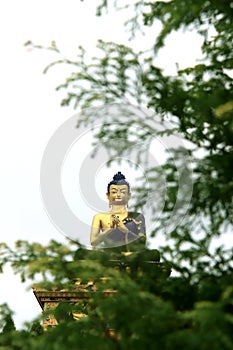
[90,172,146,250]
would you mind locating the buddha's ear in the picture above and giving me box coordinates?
[106,193,110,200]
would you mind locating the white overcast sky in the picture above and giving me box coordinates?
[0,0,211,328]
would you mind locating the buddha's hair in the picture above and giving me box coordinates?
[107,172,130,193]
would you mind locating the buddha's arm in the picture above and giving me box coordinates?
[90,214,114,247]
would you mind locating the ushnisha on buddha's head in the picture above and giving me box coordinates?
[106,172,131,207]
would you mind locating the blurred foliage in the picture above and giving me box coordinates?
[0,304,15,334]
[0,240,233,349]
[3,0,233,348]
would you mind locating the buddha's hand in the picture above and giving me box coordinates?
[111,215,128,234]
[111,214,120,228]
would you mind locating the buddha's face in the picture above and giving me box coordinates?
[107,184,130,206]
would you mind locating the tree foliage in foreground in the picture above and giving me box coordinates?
[1,0,233,349]
[0,240,233,349]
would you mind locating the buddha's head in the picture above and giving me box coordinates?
[106,172,131,206]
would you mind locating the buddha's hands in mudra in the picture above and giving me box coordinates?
[111,214,128,234]
[111,214,120,228]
